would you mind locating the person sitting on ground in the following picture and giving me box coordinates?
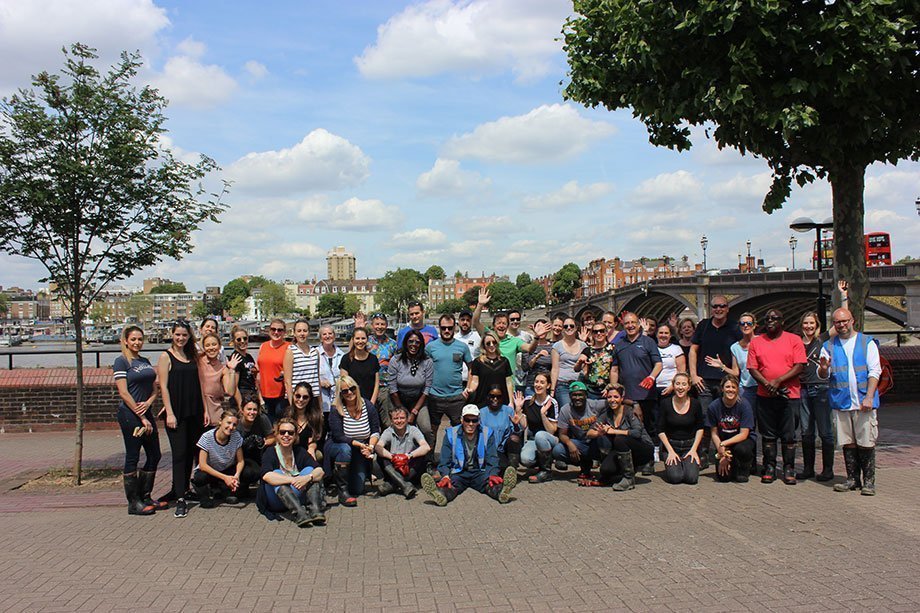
[191,409,245,510]
[551,381,606,484]
[657,373,704,485]
[591,384,655,491]
[420,405,518,506]
[705,374,756,483]
[518,372,559,483]
[286,381,324,460]
[479,383,525,470]
[374,406,431,499]
[237,393,275,498]
[324,375,381,507]
[257,417,326,526]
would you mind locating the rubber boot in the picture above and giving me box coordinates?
[529,449,553,484]
[735,455,752,483]
[796,440,816,480]
[782,444,797,485]
[506,452,521,470]
[611,452,636,491]
[194,479,215,509]
[761,441,777,483]
[277,485,312,527]
[485,466,518,503]
[137,470,168,510]
[305,483,327,525]
[816,441,835,481]
[858,447,876,496]
[834,447,862,492]
[421,473,456,506]
[123,473,155,516]
[383,463,417,499]
[334,463,357,507]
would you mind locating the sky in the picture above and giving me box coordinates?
[1,0,918,292]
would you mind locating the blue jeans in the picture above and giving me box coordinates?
[554,384,573,409]
[552,437,605,470]
[520,431,559,467]
[117,405,161,474]
[260,468,314,511]
[325,441,371,496]
[448,469,493,495]
[800,384,833,444]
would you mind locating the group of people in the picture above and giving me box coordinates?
[113,293,882,526]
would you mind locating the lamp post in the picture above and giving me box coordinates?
[789,235,798,269]
[915,197,919,216]
[790,216,834,330]
[700,235,708,272]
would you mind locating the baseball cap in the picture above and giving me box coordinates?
[459,308,473,318]
[461,404,480,418]
[569,381,588,392]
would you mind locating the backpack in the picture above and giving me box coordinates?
[877,355,894,396]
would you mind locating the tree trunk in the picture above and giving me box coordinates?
[73,299,85,486]
[829,164,868,330]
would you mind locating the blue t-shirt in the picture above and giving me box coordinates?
[113,355,156,412]
[397,324,439,348]
[478,404,518,452]
[425,338,472,398]
[613,334,662,401]
[705,397,756,441]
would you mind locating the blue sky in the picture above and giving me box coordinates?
[1,0,918,292]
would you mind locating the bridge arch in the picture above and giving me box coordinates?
[619,291,698,323]
[730,291,907,331]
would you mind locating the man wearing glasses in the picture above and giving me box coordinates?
[747,309,807,485]
[818,308,881,496]
[420,405,517,505]
[507,308,533,393]
[689,296,743,466]
[423,313,472,466]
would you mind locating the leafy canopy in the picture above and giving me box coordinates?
[378,268,427,316]
[551,263,581,303]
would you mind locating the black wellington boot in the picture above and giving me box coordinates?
[305,483,327,525]
[124,473,155,516]
[611,452,636,491]
[816,441,835,481]
[761,441,777,483]
[383,463,417,499]
[796,440,816,480]
[529,449,553,483]
[277,485,312,527]
[834,447,862,492]
[782,444,797,485]
[137,470,168,510]
[334,463,357,507]
[858,447,876,496]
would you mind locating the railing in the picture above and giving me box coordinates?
[0,346,129,370]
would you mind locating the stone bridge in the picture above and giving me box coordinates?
[558,263,920,329]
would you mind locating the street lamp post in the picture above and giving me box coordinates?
[789,235,798,270]
[790,216,834,330]
[700,235,708,272]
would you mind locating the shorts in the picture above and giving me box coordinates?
[834,409,878,447]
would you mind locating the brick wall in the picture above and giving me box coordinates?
[881,346,920,402]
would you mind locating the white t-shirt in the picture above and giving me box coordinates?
[456,329,482,381]
[656,344,685,389]
[820,335,881,411]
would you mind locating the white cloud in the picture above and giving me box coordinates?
[176,37,206,58]
[244,60,268,79]
[151,54,238,109]
[522,180,613,210]
[443,104,615,163]
[392,228,448,246]
[865,167,920,210]
[416,158,491,197]
[296,196,402,231]
[630,170,703,206]
[355,0,569,82]
[228,130,371,195]
[708,172,773,202]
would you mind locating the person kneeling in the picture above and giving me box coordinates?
[594,385,655,491]
[421,405,517,506]
[374,406,430,499]
[257,417,326,526]
[705,375,756,483]
[192,410,245,509]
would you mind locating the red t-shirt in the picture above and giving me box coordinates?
[747,331,807,398]
[257,340,289,398]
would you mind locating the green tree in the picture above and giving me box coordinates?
[88,301,110,325]
[515,272,532,289]
[520,282,546,309]
[221,277,250,307]
[563,1,920,328]
[0,294,8,318]
[226,295,248,320]
[0,45,227,482]
[454,270,463,279]
[377,268,427,319]
[317,293,346,318]
[487,280,524,311]
[461,286,481,307]
[257,281,294,318]
[343,293,362,316]
[124,293,153,323]
[191,296,221,320]
[149,281,187,294]
[434,298,468,315]
[247,275,271,290]
[894,255,916,264]
[425,265,446,281]
[550,263,581,303]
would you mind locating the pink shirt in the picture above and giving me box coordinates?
[747,331,807,398]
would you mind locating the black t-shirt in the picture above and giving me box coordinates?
[691,319,742,381]
[523,396,557,434]
[239,413,273,461]
[232,351,257,393]
[801,333,830,386]
[340,352,380,401]
[470,357,513,407]
[260,444,318,478]
[657,397,704,441]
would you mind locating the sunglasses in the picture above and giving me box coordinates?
[509,318,521,322]
[484,340,497,347]
[341,386,357,394]
[293,393,311,400]
[711,304,728,309]
[765,316,782,322]
[462,418,479,424]
[407,339,421,344]
[439,326,454,331]
[833,319,851,325]
[278,430,296,437]
[234,336,248,342]
[269,327,285,333]
[563,324,576,330]
[488,395,503,400]
[739,322,754,328]
[593,329,607,334]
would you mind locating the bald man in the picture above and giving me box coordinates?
[818,308,881,496]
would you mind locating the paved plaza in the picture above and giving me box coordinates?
[1,406,919,612]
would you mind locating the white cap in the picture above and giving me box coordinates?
[461,404,480,418]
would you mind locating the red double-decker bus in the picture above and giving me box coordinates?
[812,231,892,268]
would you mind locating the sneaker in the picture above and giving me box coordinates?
[174,498,188,518]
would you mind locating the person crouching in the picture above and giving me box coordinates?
[374,406,431,499]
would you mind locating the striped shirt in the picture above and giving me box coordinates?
[342,405,372,441]
[196,428,243,472]
[290,344,321,393]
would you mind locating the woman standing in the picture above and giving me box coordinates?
[594,384,655,491]
[324,375,381,507]
[114,325,161,515]
[798,311,834,481]
[655,324,687,397]
[468,330,513,408]
[257,416,325,526]
[518,373,560,483]
[317,324,344,416]
[157,321,204,518]
[257,318,290,423]
[339,327,380,405]
[387,330,433,431]
[727,313,758,409]
[227,325,258,408]
[551,317,587,408]
[677,318,696,360]
[657,373,704,484]
[197,317,226,364]
[198,333,237,426]
[286,382,324,460]
[191,409,244,509]
[283,319,321,406]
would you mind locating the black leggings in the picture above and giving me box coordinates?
[716,438,756,482]
[165,416,202,498]
[118,405,161,474]
[599,435,654,481]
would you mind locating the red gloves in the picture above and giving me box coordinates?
[391,454,410,477]
[487,475,504,488]
[639,376,655,390]
[436,476,453,489]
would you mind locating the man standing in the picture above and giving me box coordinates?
[455,308,481,386]
[612,312,662,474]
[747,309,806,485]
[420,405,518,505]
[507,308,533,393]
[360,312,398,427]
[818,308,881,496]
[424,313,472,467]
[472,288,546,374]
[397,300,438,346]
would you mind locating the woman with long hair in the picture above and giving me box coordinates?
[257,318,290,423]
[798,311,834,481]
[156,320,203,518]
[551,317,587,408]
[197,317,226,364]
[523,319,553,397]
[257,416,326,526]
[706,374,756,483]
[726,312,758,409]
[519,372,559,483]
[468,330,513,408]
[387,329,433,429]
[198,332,237,426]
[324,375,381,507]
[594,384,655,491]
[286,381,324,460]
[283,319,320,407]
[226,325,259,408]
[657,373,704,484]
[114,325,161,515]
[339,327,380,405]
